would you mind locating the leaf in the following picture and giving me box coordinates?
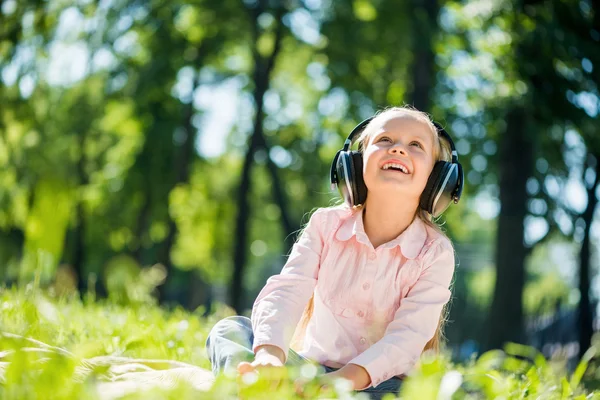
[570,346,596,391]
[504,342,543,361]
[561,376,572,399]
[503,355,530,374]
[476,349,505,370]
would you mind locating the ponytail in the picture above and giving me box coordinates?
[290,294,314,352]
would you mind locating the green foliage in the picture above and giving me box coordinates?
[1,288,599,399]
[2,289,207,362]
[21,178,74,283]
[103,255,166,305]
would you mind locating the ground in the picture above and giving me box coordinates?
[0,287,598,399]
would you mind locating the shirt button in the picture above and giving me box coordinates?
[357,310,364,318]
[359,337,367,345]
[369,253,377,260]
[362,282,370,290]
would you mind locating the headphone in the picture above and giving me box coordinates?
[329,117,464,217]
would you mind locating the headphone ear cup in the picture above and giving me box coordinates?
[330,150,342,187]
[349,151,367,206]
[455,162,464,202]
[335,151,354,206]
[420,161,451,215]
[334,151,366,207]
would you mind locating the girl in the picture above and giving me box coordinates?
[206,106,463,399]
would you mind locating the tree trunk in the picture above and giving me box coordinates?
[73,203,87,296]
[188,271,212,314]
[230,118,262,313]
[257,134,295,248]
[230,2,285,313]
[157,75,202,303]
[0,227,24,285]
[73,131,88,297]
[578,152,599,360]
[133,193,151,264]
[73,133,106,298]
[156,40,209,304]
[486,108,532,350]
[408,0,438,111]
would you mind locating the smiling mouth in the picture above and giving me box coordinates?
[382,163,410,174]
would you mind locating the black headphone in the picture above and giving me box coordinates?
[329,117,464,217]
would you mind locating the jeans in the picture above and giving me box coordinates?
[205,316,402,400]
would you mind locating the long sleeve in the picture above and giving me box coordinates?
[250,208,326,361]
[348,238,455,388]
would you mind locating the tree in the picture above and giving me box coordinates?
[435,0,600,350]
[578,150,599,358]
[407,0,440,111]
[487,107,532,347]
[230,0,287,313]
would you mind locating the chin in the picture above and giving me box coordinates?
[367,179,413,195]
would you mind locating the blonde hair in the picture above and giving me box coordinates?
[290,105,453,355]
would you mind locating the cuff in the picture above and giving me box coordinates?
[252,339,288,363]
[349,350,413,388]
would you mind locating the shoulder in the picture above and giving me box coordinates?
[306,204,354,228]
[422,222,453,251]
[300,205,356,243]
[420,223,455,264]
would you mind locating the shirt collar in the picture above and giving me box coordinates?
[335,208,427,259]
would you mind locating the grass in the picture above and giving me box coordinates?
[1,285,599,399]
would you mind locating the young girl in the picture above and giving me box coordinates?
[206,106,463,399]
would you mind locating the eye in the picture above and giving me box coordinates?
[410,141,423,149]
[378,136,392,143]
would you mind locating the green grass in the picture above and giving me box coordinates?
[1,285,599,399]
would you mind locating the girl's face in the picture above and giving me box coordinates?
[361,112,437,204]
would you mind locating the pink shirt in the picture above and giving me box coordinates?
[251,206,455,388]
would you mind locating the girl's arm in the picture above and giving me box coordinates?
[250,208,328,363]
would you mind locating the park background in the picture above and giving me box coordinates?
[1,0,600,396]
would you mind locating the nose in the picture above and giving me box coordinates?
[389,143,407,155]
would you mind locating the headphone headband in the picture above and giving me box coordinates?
[343,117,374,151]
[432,122,458,164]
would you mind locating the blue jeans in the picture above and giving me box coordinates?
[205,316,402,400]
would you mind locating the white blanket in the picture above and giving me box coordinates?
[0,332,216,399]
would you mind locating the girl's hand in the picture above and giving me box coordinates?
[293,376,332,398]
[323,363,371,390]
[237,344,285,375]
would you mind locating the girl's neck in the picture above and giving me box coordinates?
[362,195,418,249]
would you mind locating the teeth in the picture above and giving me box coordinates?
[383,163,408,173]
